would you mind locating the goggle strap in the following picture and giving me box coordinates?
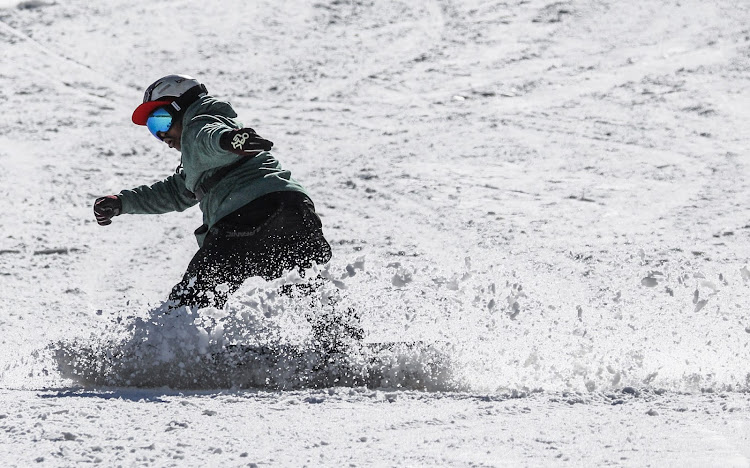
[169,84,208,115]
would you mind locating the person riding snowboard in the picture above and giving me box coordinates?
[93,74,333,311]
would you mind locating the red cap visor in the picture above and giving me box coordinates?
[132,100,173,125]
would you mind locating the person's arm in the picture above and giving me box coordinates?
[188,116,273,158]
[218,127,273,156]
[93,171,198,225]
[119,170,198,214]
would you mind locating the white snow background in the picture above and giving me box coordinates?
[1,0,750,465]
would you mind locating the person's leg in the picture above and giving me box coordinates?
[168,192,334,311]
[167,193,287,310]
[166,233,242,310]
[260,193,332,274]
[264,198,362,351]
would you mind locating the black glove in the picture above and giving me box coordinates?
[219,128,273,156]
[93,195,122,226]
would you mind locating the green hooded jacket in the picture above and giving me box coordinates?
[117,96,308,247]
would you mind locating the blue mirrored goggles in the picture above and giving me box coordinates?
[146,107,173,140]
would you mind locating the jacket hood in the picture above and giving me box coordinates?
[184,96,238,122]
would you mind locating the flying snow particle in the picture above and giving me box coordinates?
[641,277,658,287]
[392,269,413,287]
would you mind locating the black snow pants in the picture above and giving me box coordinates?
[167,191,332,310]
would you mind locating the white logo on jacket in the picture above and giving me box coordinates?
[231,132,251,150]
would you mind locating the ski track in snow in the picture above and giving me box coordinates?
[1,0,750,465]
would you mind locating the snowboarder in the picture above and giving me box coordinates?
[93,74,333,310]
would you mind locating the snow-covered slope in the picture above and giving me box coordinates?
[1,0,749,465]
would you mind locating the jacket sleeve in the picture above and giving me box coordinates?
[118,170,198,215]
[188,119,239,163]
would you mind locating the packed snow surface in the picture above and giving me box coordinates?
[1,0,750,465]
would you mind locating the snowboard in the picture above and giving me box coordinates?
[210,341,440,364]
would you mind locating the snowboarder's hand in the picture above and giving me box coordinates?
[93,195,122,226]
[219,128,273,156]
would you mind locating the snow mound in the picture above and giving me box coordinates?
[52,270,461,391]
